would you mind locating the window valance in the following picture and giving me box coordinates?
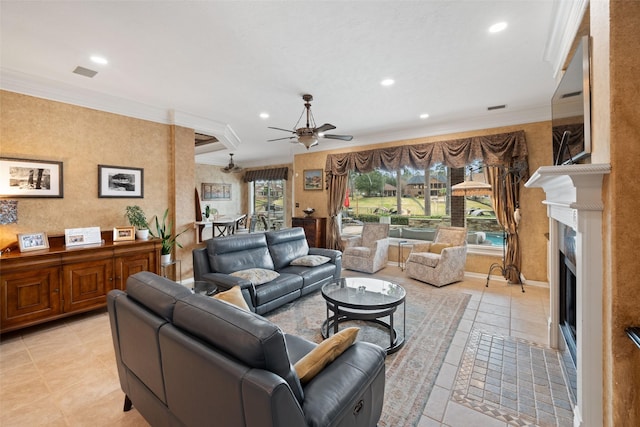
[243,167,289,182]
[324,130,528,176]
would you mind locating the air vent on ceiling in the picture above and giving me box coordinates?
[195,133,219,147]
[487,104,506,111]
[73,66,98,78]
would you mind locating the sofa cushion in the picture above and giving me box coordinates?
[172,293,304,403]
[278,263,336,288]
[266,228,310,270]
[290,255,331,267]
[294,327,359,383]
[428,243,452,254]
[206,234,274,274]
[253,274,303,306]
[408,252,440,267]
[230,268,280,285]
[343,246,371,258]
[213,286,250,311]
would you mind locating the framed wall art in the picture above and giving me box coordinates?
[17,231,49,252]
[113,226,135,242]
[98,165,144,198]
[201,182,231,201]
[0,157,63,198]
[303,169,323,190]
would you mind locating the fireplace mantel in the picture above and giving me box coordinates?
[525,163,610,427]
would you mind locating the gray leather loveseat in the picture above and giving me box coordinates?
[108,271,386,427]
[193,227,342,315]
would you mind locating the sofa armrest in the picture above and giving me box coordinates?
[192,247,211,281]
[302,341,386,427]
[341,235,362,249]
[308,248,342,280]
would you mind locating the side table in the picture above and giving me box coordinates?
[161,259,182,283]
[398,241,411,270]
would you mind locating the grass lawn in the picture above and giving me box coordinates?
[347,195,494,217]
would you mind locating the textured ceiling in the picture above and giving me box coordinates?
[1,1,564,168]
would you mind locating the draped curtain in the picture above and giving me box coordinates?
[487,166,523,283]
[323,130,529,268]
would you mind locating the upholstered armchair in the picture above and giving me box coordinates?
[342,223,390,273]
[405,226,468,287]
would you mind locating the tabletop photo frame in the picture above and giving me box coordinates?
[17,231,49,252]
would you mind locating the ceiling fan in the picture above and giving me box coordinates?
[268,94,353,149]
[221,153,242,173]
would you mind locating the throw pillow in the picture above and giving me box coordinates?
[294,327,359,384]
[290,255,331,267]
[213,286,250,311]
[429,243,452,254]
[230,268,280,285]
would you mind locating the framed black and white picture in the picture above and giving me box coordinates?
[0,157,63,198]
[98,165,144,198]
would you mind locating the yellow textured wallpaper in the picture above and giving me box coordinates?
[0,91,171,249]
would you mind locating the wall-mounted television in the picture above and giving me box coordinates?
[551,35,591,165]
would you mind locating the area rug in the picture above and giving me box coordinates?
[265,277,470,427]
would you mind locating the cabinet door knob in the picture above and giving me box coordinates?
[53,288,59,293]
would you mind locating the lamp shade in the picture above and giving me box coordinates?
[298,135,318,149]
[451,180,492,196]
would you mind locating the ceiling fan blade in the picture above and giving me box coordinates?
[268,136,295,142]
[268,126,295,133]
[323,134,353,141]
[314,123,336,133]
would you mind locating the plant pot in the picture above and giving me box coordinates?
[161,254,172,265]
[136,229,149,240]
[379,216,391,224]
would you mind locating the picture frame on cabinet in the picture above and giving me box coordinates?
[17,231,50,252]
[303,169,323,190]
[98,165,144,198]
[0,157,63,198]
[113,226,135,242]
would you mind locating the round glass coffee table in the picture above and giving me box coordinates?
[321,277,406,354]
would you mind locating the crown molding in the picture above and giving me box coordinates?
[544,0,589,78]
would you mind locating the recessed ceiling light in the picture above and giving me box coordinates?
[380,78,395,86]
[90,55,108,65]
[489,22,507,33]
[259,112,269,119]
[419,113,430,119]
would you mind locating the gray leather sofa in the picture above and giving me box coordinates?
[108,271,386,427]
[193,227,342,315]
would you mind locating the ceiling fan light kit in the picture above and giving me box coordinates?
[268,94,353,149]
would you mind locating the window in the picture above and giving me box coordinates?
[342,163,502,247]
[252,179,285,230]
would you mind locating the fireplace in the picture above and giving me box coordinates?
[525,163,610,427]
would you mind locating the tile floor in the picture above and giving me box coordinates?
[0,267,561,427]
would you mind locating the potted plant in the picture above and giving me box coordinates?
[150,208,189,264]
[125,205,149,240]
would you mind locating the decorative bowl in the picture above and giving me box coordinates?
[303,208,315,217]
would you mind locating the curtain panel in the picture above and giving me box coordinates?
[323,130,529,271]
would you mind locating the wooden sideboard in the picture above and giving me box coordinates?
[0,231,161,334]
[292,217,327,249]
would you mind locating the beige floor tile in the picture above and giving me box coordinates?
[0,395,68,427]
[443,400,508,427]
[474,311,510,329]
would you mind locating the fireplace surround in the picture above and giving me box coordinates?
[525,163,610,427]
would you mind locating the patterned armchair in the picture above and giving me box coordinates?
[405,226,467,287]
[342,223,390,273]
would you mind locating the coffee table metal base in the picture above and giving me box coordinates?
[321,304,405,354]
